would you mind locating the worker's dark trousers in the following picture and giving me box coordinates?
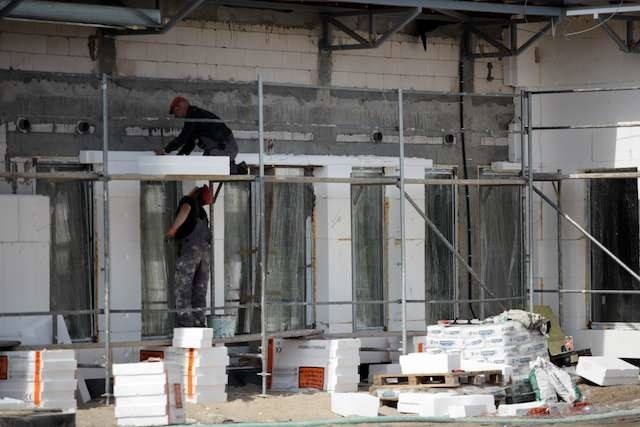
[174,220,211,328]
[201,135,239,161]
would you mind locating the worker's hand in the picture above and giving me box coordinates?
[154,148,167,155]
[165,227,177,241]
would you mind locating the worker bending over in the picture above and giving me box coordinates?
[155,96,247,174]
[166,185,212,327]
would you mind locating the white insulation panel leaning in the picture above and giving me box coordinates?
[0,349,77,413]
[331,393,379,417]
[113,360,185,426]
[576,356,640,386]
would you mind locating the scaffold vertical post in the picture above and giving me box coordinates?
[258,75,268,396]
[398,88,407,355]
[101,73,112,404]
[527,92,534,312]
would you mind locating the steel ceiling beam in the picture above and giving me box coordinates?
[466,20,553,59]
[0,0,23,18]
[324,0,563,17]
[322,7,421,51]
[115,0,205,36]
[0,0,161,28]
[567,3,640,16]
[597,18,640,53]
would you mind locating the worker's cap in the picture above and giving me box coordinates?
[199,185,213,205]
[169,96,188,114]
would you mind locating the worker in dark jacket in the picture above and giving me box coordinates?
[166,185,213,327]
[155,96,246,173]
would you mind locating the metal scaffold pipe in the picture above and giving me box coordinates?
[258,75,269,396]
[101,73,112,405]
[398,88,407,355]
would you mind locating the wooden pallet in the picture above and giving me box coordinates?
[371,370,503,390]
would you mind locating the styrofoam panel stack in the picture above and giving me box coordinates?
[269,338,360,392]
[423,321,549,382]
[172,328,213,348]
[0,350,77,413]
[140,346,229,404]
[113,360,185,426]
[576,356,640,386]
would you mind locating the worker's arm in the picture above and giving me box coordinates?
[156,121,197,155]
[166,203,191,238]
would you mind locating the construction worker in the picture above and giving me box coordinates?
[166,185,213,327]
[155,96,247,174]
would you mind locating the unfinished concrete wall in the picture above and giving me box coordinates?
[0,7,516,352]
[510,18,640,357]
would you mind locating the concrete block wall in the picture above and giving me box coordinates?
[0,21,95,73]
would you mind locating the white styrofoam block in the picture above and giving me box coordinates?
[137,155,230,175]
[172,328,213,348]
[448,404,488,418]
[114,383,167,397]
[0,379,77,393]
[399,392,454,416]
[0,350,75,361]
[498,401,546,417]
[116,394,168,407]
[183,373,228,386]
[17,196,50,242]
[400,352,461,374]
[113,374,166,387]
[0,195,18,242]
[117,416,170,427]
[576,357,640,386]
[330,393,379,417]
[112,361,166,376]
[453,395,496,414]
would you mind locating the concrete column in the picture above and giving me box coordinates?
[314,164,353,333]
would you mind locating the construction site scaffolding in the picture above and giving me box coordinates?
[20,76,640,402]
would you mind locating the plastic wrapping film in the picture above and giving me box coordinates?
[479,179,524,317]
[36,163,94,340]
[264,172,314,332]
[425,172,455,324]
[223,181,254,334]
[140,181,177,337]
[589,177,640,322]
[352,168,384,330]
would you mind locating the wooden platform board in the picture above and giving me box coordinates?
[371,370,503,390]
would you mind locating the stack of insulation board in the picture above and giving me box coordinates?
[161,347,229,404]
[0,349,77,412]
[269,338,360,392]
[415,321,548,382]
[113,360,185,426]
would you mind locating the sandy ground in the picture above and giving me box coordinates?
[75,383,640,426]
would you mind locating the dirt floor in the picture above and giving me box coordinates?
[75,382,640,426]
